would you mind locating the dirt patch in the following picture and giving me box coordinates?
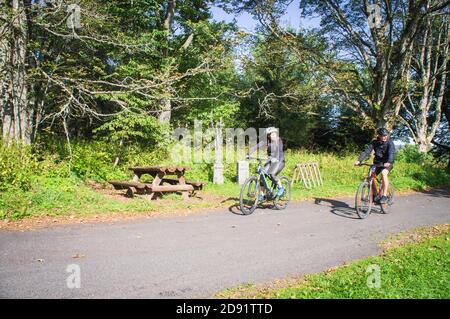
[380,224,449,252]
[216,276,306,299]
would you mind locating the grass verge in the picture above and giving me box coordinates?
[216,224,450,299]
[1,148,449,221]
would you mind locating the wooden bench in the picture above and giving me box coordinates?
[147,184,194,192]
[109,180,148,197]
[161,179,208,190]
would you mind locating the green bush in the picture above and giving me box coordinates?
[396,144,434,164]
[94,113,172,149]
[0,190,32,219]
[0,141,39,191]
[1,137,450,221]
[70,141,115,181]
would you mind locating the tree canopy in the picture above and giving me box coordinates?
[0,0,448,164]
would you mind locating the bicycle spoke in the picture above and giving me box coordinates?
[273,177,291,210]
[355,181,372,218]
[239,176,259,215]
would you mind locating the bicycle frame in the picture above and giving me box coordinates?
[355,163,394,218]
[240,157,291,215]
[364,165,384,203]
[255,159,276,198]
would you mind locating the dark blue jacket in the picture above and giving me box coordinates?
[358,139,395,164]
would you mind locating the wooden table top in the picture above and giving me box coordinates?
[129,166,190,174]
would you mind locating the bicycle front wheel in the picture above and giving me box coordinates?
[355,180,372,219]
[273,176,291,210]
[239,176,259,215]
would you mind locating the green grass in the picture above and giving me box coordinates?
[0,175,222,220]
[205,149,450,202]
[1,145,449,220]
[216,224,450,299]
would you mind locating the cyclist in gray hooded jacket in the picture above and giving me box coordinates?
[248,127,285,196]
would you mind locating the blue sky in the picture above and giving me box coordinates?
[210,0,321,32]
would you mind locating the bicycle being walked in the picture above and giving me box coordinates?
[354,128,396,218]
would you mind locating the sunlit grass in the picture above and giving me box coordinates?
[1,149,449,220]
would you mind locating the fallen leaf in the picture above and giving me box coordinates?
[72,253,85,259]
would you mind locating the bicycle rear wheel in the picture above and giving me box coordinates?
[273,176,291,210]
[239,176,259,215]
[355,180,372,219]
[380,183,395,214]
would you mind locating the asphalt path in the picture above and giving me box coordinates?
[1,188,449,298]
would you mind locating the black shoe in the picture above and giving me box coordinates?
[380,196,388,204]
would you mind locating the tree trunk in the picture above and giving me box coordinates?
[417,138,430,153]
[158,98,172,123]
[158,0,176,124]
[1,0,31,144]
[0,0,11,142]
[399,13,449,153]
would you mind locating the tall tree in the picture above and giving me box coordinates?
[299,0,450,130]
[222,0,449,131]
[237,29,332,148]
[1,0,236,144]
[399,13,449,152]
[0,0,31,144]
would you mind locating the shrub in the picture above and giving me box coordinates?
[0,190,32,220]
[0,141,39,191]
[70,141,115,181]
[396,144,434,164]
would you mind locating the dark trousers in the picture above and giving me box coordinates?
[264,160,285,183]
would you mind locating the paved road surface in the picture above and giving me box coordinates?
[1,188,449,298]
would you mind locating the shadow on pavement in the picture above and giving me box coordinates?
[314,198,361,219]
[222,198,244,216]
[315,197,385,219]
[223,198,275,216]
[416,187,450,199]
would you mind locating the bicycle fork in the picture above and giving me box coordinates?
[259,174,275,199]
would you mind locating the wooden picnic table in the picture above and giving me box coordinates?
[130,166,192,200]
[109,166,207,200]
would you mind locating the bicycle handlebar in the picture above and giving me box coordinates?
[356,163,385,168]
[247,156,269,162]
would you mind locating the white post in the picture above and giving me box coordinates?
[213,120,224,184]
[237,161,249,185]
[213,163,224,184]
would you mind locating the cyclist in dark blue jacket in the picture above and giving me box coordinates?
[354,128,396,204]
